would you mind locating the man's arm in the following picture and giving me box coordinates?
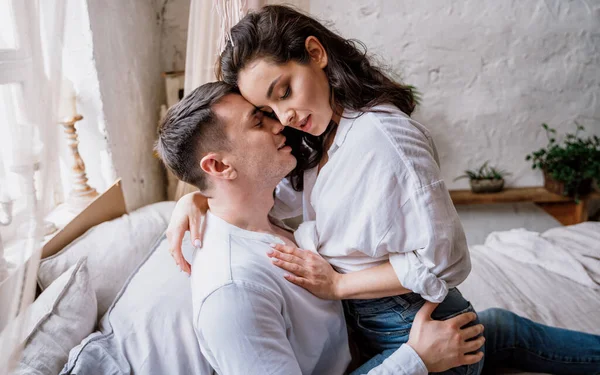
[198,283,303,375]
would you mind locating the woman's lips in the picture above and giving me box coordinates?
[299,114,312,133]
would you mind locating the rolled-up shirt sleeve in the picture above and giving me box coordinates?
[197,283,303,375]
[362,111,471,303]
[387,179,471,302]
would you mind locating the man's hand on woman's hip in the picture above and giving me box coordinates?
[407,302,484,373]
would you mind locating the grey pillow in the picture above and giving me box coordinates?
[60,234,214,375]
[13,257,97,375]
[38,201,175,318]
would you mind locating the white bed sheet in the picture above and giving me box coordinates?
[461,222,600,374]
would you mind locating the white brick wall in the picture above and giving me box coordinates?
[163,0,600,188]
[310,0,600,188]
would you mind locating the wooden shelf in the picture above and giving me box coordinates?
[449,186,600,226]
[449,187,600,205]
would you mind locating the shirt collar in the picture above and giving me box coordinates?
[328,108,359,156]
[206,210,285,245]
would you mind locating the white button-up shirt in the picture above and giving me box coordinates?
[273,104,471,303]
[192,211,428,375]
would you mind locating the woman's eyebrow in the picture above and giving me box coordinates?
[266,75,282,98]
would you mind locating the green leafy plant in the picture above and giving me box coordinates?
[525,123,600,198]
[454,161,511,181]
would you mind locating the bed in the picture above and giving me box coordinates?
[457,203,600,334]
[7,187,599,375]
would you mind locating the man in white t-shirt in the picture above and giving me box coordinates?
[156,82,484,375]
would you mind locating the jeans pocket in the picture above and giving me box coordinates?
[441,302,475,321]
[431,288,474,322]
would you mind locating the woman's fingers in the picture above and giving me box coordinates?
[270,257,308,277]
[267,248,304,264]
[180,254,191,274]
[190,215,201,249]
[166,227,190,274]
[283,273,308,287]
[198,213,207,246]
[270,243,308,259]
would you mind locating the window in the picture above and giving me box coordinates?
[0,1,46,246]
[0,1,18,50]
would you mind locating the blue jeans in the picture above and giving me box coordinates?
[479,308,600,374]
[350,307,600,374]
[345,288,483,375]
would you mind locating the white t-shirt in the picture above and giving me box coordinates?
[191,211,428,375]
[272,104,471,303]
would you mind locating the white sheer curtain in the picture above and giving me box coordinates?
[0,0,66,373]
[184,0,309,93]
[175,0,309,199]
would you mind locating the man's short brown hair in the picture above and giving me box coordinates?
[155,82,236,192]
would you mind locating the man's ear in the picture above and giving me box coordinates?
[200,153,238,180]
[305,36,328,69]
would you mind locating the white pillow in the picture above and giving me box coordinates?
[38,201,175,318]
[61,234,213,375]
[12,257,97,375]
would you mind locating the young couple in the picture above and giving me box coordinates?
[158,5,600,375]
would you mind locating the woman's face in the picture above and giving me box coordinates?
[237,37,334,136]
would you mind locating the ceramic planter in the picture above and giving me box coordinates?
[469,178,504,194]
[543,170,592,196]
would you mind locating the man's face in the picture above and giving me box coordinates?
[213,94,297,187]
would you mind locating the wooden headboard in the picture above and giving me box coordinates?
[41,180,127,259]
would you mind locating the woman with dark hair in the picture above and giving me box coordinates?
[215,6,483,375]
[167,5,600,374]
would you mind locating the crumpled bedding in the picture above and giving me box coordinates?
[462,222,600,337]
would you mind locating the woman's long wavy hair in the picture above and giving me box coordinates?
[218,5,418,191]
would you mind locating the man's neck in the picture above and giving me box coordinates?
[207,184,276,234]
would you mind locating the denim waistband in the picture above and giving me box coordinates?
[344,288,461,315]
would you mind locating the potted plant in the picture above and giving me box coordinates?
[454,161,510,193]
[525,123,600,199]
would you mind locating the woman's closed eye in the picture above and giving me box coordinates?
[280,86,290,100]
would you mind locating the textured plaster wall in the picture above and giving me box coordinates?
[86,0,166,210]
[163,0,599,191]
[158,0,190,72]
[310,0,600,189]
[159,0,600,220]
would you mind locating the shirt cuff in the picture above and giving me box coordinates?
[368,344,428,375]
[389,252,448,303]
